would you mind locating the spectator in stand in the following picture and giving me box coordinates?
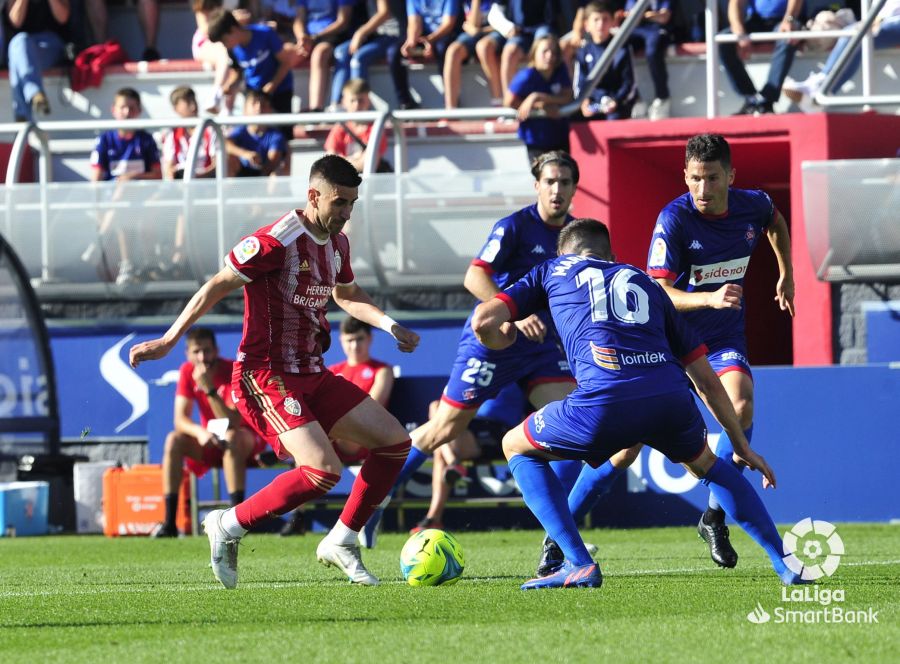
[622,0,672,119]
[444,1,506,108]
[84,87,162,285]
[574,0,639,120]
[162,86,218,180]
[152,327,268,538]
[559,0,588,65]
[208,9,297,117]
[402,0,461,79]
[487,1,554,92]
[225,89,289,177]
[718,0,805,115]
[3,0,70,122]
[325,78,390,173]
[84,0,161,60]
[192,0,251,115]
[783,0,900,103]
[410,384,524,533]
[505,33,573,162]
[280,316,395,535]
[331,0,417,110]
[293,0,356,112]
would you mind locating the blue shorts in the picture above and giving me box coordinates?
[508,24,553,54]
[442,344,574,409]
[707,339,753,379]
[524,390,707,466]
[454,30,505,59]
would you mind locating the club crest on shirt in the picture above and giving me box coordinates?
[334,250,342,275]
[362,367,374,379]
[283,397,301,416]
[745,225,756,244]
[235,236,260,264]
[649,237,667,267]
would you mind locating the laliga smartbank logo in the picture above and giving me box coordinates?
[746,520,880,625]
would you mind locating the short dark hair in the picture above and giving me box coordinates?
[685,133,732,171]
[340,316,372,336]
[115,87,142,107]
[531,150,580,184]
[558,218,613,259]
[244,88,271,108]
[185,327,217,347]
[170,85,196,107]
[584,0,616,17]
[310,154,362,188]
[207,9,239,43]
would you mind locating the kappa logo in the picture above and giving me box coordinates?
[531,245,547,255]
[689,240,704,250]
[654,223,665,235]
[299,259,310,272]
[283,397,301,416]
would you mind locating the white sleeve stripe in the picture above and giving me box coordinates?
[225,255,252,282]
[267,210,305,246]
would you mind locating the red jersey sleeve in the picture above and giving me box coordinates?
[225,232,286,282]
[175,361,195,400]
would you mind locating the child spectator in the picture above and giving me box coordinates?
[162,86,217,180]
[622,0,672,119]
[325,78,389,173]
[443,1,506,108]
[225,89,288,177]
[505,33,573,162]
[293,0,356,112]
[208,9,297,116]
[84,87,162,285]
[574,0,639,120]
[3,0,71,122]
[192,0,250,114]
[331,0,414,110]
[402,0,461,75]
[488,1,554,92]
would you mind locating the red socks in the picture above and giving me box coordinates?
[235,465,339,529]
[339,440,411,531]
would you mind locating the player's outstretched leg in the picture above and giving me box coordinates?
[359,444,430,548]
[319,439,411,584]
[534,459,585,576]
[202,508,242,589]
[508,453,602,590]
[699,427,752,568]
[700,456,810,585]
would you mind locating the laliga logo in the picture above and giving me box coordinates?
[782,517,844,581]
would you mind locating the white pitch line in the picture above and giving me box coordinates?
[1,559,897,599]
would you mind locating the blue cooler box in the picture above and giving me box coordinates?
[0,481,50,536]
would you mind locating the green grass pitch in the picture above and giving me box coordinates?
[1,524,897,663]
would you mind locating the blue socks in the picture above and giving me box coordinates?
[568,460,626,522]
[702,457,787,575]
[550,459,582,495]
[509,455,593,566]
[393,445,431,488]
[708,425,753,511]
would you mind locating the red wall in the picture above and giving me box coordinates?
[569,113,900,366]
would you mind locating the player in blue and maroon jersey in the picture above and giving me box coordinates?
[360,151,588,549]
[472,218,807,589]
[562,133,795,572]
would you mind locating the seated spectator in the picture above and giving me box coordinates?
[84,0,161,60]
[208,9,297,117]
[559,0,588,65]
[718,0,805,115]
[401,0,461,77]
[504,33,573,162]
[487,1,554,92]
[411,384,524,533]
[225,89,289,177]
[3,0,70,122]
[444,1,506,108]
[575,0,639,121]
[162,86,217,180]
[331,0,415,110]
[192,0,250,114]
[293,0,356,111]
[84,87,162,285]
[622,0,672,119]
[280,316,394,535]
[783,1,900,102]
[325,78,390,173]
[152,327,268,537]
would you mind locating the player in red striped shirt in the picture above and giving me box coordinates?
[130,155,419,588]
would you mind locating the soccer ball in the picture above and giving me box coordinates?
[400,528,465,586]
